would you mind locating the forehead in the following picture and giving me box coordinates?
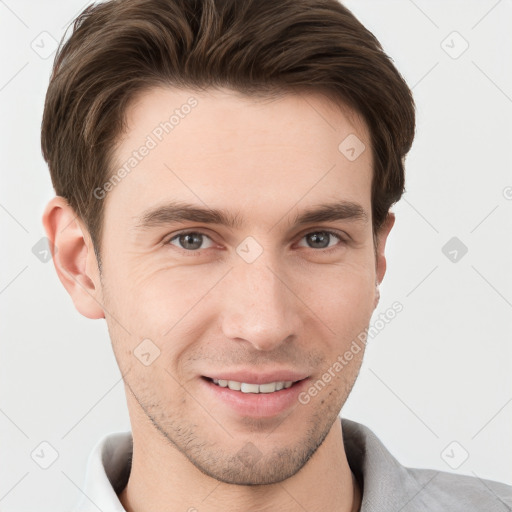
[121,85,369,153]
[105,86,373,230]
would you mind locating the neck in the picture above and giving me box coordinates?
[119,415,361,512]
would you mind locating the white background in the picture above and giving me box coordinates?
[0,0,511,510]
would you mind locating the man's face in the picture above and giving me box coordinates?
[96,87,387,484]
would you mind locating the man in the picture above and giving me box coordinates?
[40,0,512,510]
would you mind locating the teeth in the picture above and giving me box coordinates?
[210,378,296,393]
[241,382,260,393]
[259,382,276,393]
[227,380,241,391]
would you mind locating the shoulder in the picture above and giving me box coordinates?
[405,465,512,511]
[341,418,512,512]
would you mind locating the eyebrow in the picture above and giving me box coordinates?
[133,200,368,231]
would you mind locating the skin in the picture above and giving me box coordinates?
[43,87,395,512]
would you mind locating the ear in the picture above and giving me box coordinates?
[373,212,395,309]
[42,196,105,319]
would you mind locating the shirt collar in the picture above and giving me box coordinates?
[73,417,419,512]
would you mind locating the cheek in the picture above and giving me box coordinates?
[100,251,196,328]
[101,264,225,375]
[328,272,374,318]
[131,267,226,337]
[307,262,376,343]
[304,256,376,306]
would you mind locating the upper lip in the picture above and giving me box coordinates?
[203,370,309,385]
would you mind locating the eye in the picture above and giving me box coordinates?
[165,229,346,254]
[297,230,345,252]
[167,231,215,251]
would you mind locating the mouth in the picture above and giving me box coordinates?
[199,372,310,420]
[203,376,306,394]
[200,372,311,418]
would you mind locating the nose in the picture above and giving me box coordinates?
[219,258,302,352]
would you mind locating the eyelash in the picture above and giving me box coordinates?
[164,229,347,256]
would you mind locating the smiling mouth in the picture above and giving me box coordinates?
[203,377,305,394]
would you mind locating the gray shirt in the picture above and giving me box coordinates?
[73,417,512,511]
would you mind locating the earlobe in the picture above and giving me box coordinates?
[42,196,105,320]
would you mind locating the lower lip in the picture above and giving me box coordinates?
[200,377,310,418]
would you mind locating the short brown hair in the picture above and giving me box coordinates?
[41,0,415,266]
